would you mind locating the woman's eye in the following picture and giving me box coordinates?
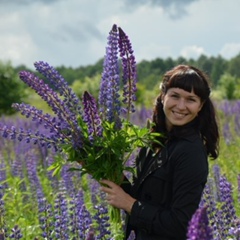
[171,94,179,98]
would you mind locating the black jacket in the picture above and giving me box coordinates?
[123,124,208,240]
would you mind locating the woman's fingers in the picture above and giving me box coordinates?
[100,179,116,188]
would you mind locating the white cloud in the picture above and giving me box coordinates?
[180,45,207,59]
[220,43,240,59]
[0,34,38,66]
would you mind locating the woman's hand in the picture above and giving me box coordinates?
[100,179,136,214]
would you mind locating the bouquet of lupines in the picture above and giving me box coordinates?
[0,24,160,239]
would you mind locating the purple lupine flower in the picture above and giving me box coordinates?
[212,164,221,201]
[222,122,232,144]
[99,24,121,128]
[1,102,83,151]
[19,71,70,122]
[9,225,23,239]
[0,123,59,152]
[118,26,137,117]
[187,206,213,240]
[38,198,54,239]
[93,205,111,239]
[19,69,83,150]
[85,227,96,240]
[200,179,219,238]
[69,193,84,239]
[219,175,237,235]
[34,61,82,116]
[54,192,70,239]
[77,204,93,239]
[229,218,240,239]
[25,152,44,199]
[83,91,103,142]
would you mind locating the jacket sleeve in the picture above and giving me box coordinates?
[128,143,208,238]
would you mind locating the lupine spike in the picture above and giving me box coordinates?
[34,61,82,115]
[83,91,103,142]
[118,26,137,118]
[99,24,121,128]
[187,206,213,240]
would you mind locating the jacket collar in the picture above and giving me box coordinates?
[167,119,200,142]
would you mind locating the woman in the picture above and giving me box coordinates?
[100,65,219,240]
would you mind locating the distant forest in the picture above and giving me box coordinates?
[13,53,240,89]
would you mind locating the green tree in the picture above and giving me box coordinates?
[210,55,227,87]
[71,74,101,100]
[227,53,240,78]
[0,61,26,116]
[218,73,239,100]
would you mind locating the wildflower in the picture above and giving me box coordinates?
[54,193,69,239]
[34,61,82,115]
[82,91,103,142]
[9,225,23,239]
[218,175,237,237]
[118,27,137,117]
[187,206,213,240]
[99,24,121,128]
[93,205,111,239]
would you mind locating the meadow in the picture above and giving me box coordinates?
[0,99,239,240]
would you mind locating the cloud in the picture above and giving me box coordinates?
[0,0,58,5]
[220,43,240,59]
[0,33,37,65]
[0,0,239,69]
[122,0,200,18]
[180,45,207,59]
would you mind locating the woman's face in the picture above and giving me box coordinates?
[162,87,203,131]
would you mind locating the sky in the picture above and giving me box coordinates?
[0,0,240,69]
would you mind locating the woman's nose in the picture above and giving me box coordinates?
[177,99,186,109]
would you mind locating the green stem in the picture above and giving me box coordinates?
[109,206,124,240]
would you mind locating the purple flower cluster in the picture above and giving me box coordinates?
[99,24,121,128]
[187,206,213,240]
[9,225,23,239]
[0,61,84,151]
[217,100,240,143]
[0,24,138,170]
[118,27,137,116]
[198,164,240,240]
[83,91,103,142]
[99,24,137,128]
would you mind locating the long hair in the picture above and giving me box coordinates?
[152,65,219,159]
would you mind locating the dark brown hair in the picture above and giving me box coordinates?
[152,65,219,159]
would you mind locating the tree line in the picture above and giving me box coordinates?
[1,53,240,116]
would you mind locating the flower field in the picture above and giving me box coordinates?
[0,100,239,239]
[0,23,240,239]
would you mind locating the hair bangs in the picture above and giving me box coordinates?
[166,70,209,100]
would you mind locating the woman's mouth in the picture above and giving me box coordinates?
[172,111,187,118]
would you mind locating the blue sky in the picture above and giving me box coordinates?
[0,0,240,69]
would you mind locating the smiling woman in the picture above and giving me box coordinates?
[100,64,220,240]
